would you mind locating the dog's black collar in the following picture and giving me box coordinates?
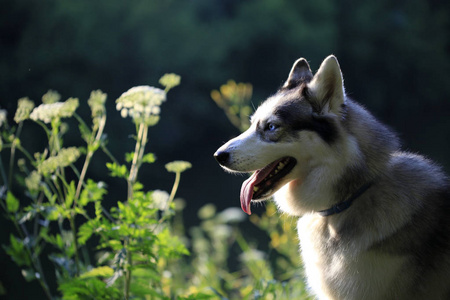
[318,181,373,217]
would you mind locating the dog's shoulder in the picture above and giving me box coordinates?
[387,151,449,193]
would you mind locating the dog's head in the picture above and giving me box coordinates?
[214,55,349,215]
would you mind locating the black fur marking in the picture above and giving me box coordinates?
[274,100,338,144]
[256,121,282,143]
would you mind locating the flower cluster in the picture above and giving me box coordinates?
[88,90,107,119]
[239,248,266,263]
[14,97,35,123]
[159,73,181,91]
[25,171,42,193]
[38,147,81,175]
[165,161,192,173]
[210,80,253,131]
[30,98,79,124]
[151,190,170,210]
[0,109,7,127]
[42,90,61,104]
[116,86,166,126]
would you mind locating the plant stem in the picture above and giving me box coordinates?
[74,114,106,203]
[127,123,144,200]
[123,122,148,300]
[101,145,119,166]
[7,122,23,190]
[75,151,93,202]
[31,250,53,300]
[124,243,132,300]
[154,171,181,230]
[168,172,180,205]
[0,157,8,187]
[69,216,80,276]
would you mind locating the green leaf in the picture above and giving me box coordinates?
[156,228,189,258]
[106,162,128,178]
[78,222,94,245]
[59,277,121,300]
[132,181,143,192]
[79,266,114,279]
[46,205,60,221]
[42,184,56,205]
[6,191,19,213]
[95,201,102,220]
[87,140,100,153]
[64,181,76,208]
[125,152,135,163]
[142,153,156,164]
[3,235,31,267]
[78,122,91,143]
[79,179,107,206]
[55,234,64,249]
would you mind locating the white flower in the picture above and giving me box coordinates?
[42,90,61,104]
[30,98,79,123]
[14,97,35,123]
[116,86,166,125]
[197,204,216,220]
[38,147,80,175]
[87,90,107,119]
[211,224,232,240]
[151,190,170,210]
[0,109,7,127]
[25,171,42,192]
[239,249,266,263]
[159,73,181,91]
[217,207,246,223]
[165,161,192,173]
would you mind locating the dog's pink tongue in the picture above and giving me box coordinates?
[240,160,280,215]
[240,173,258,215]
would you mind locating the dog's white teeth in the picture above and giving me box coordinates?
[275,162,286,173]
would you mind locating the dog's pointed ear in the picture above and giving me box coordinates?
[283,58,313,89]
[308,55,346,115]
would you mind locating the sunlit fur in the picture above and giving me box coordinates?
[215,55,450,299]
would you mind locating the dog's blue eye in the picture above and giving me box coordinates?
[267,123,277,131]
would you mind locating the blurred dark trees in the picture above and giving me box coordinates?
[0,0,449,298]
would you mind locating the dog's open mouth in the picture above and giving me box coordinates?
[240,157,296,215]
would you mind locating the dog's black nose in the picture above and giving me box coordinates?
[214,151,230,166]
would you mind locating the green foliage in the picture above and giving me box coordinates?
[3,234,31,267]
[6,191,19,213]
[106,162,129,178]
[0,76,210,299]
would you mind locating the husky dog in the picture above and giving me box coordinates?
[214,55,450,299]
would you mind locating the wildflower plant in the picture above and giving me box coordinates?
[0,74,210,299]
[210,80,253,132]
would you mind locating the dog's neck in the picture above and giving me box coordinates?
[317,181,374,217]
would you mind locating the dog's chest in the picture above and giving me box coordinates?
[297,215,406,300]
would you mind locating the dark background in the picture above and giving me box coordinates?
[1,0,449,298]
